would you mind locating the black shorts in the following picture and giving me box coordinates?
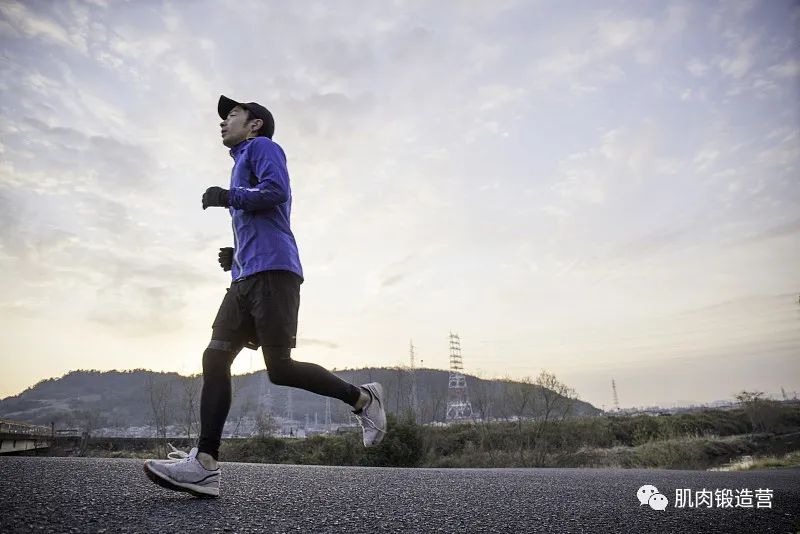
[210,270,302,351]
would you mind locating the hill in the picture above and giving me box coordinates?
[0,368,600,433]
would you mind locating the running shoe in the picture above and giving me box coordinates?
[143,446,220,498]
[352,382,387,447]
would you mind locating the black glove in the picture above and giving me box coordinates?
[218,247,233,272]
[202,186,229,209]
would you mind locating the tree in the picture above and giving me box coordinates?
[502,376,537,463]
[536,370,578,423]
[180,374,201,439]
[506,375,537,428]
[232,392,255,437]
[420,383,446,423]
[467,373,498,457]
[489,378,512,423]
[394,366,406,414]
[254,409,278,438]
[469,374,493,423]
[147,375,172,457]
[735,390,772,432]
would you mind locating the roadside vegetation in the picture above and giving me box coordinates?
[215,398,800,470]
[710,450,800,471]
[46,389,800,471]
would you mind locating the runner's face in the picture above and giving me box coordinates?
[220,106,257,147]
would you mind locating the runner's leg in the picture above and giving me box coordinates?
[262,346,361,405]
[198,283,251,461]
[252,270,363,407]
[197,332,245,461]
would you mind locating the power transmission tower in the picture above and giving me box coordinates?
[324,397,332,432]
[410,339,419,422]
[612,379,620,412]
[446,332,472,421]
[286,389,293,422]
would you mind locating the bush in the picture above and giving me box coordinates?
[364,411,424,467]
[221,435,290,463]
[633,435,755,469]
[302,433,362,466]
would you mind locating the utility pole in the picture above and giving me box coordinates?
[410,339,419,422]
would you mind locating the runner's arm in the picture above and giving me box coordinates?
[227,138,290,211]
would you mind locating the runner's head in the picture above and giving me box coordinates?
[218,95,274,147]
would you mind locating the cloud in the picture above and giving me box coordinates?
[552,155,607,205]
[550,127,650,206]
[767,59,800,79]
[0,1,87,54]
[530,4,691,91]
[737,217,800,244]
[0,115,218,336]
[607,228,689,262]
[282,92,374,142]
[686,58,709,77]
[298,338,340,350]
[718,36,757,79]
[380,272,407,289]
[694,148,720,172]
[0,118,156,192]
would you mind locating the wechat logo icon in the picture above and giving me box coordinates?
[637,485,669,511]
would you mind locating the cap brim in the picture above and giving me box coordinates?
[218,95,241,120]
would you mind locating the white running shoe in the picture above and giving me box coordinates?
[143,447,220,498]
[353,382,387,447]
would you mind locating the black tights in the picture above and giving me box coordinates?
[198,345,362,460]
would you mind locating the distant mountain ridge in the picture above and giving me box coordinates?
[0,368,601,432]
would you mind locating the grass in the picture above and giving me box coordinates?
[712,450,800,471]
[558,434,757,470]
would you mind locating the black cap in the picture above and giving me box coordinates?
[218,95,275,139]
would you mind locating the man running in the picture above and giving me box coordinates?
[143,95,387,498]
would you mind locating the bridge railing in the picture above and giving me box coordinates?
[0,419,52,437]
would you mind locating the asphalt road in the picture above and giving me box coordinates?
[1,457,798,533]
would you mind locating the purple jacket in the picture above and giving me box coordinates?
[226,137,303,282]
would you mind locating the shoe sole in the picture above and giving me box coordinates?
[143,462,219,498]
[364,383,387,447]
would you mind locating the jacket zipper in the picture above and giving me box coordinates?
[231,214,243,277]
[230,146,250,280]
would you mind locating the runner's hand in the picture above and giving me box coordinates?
[203,186,229,209]
[218,247,233,271]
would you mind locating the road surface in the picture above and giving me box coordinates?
[1,457,798,533]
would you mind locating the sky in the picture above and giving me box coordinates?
[0,0,798,410]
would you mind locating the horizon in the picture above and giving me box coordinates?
[1,1,798,409]
[5,355,797,412]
